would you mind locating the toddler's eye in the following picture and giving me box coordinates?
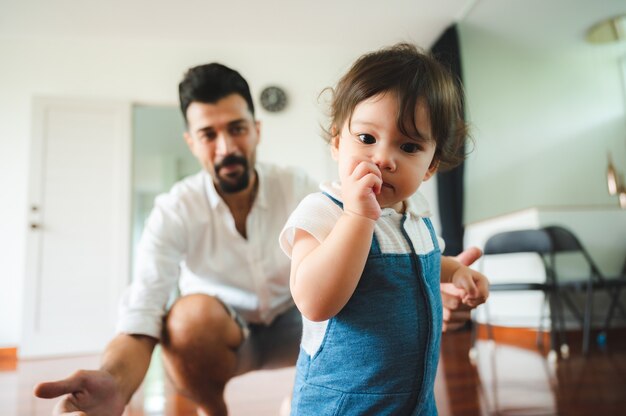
[358,134,376,144]
[400,143,421,153]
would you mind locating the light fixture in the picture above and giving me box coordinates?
[607,154,626,209]
[586,14,626,44]
[607,154,619,195]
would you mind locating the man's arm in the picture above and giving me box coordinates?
[34,333,157,415]
[100,334,158,401]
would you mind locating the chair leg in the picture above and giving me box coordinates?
[547,293,560,362]
[549,290,569,360]
[582,281,594,355]
[555,293,570,358]
[561,291,584,326]
[468,310,478,365]
[469,313,478,364]
[603,287,622,332]
[484,302,496,349]
[612,287,626,319]
[537,294,549,351]
[469,303,493,364]
[599,285,625,350]
[607,286,626,321]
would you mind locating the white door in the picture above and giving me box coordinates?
[21,97,132,358]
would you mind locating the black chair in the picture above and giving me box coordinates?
[543,226,626,354]
[601,257,626,339]
[470,228,569,362]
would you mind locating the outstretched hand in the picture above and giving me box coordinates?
[34,369,126,416]
[442,246,485,332]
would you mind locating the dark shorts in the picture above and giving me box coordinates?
[219,303,302,376]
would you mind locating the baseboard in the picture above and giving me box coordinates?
[0,347,17,371]
[474,324,626,355]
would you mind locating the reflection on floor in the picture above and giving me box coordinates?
[3,329,626,415]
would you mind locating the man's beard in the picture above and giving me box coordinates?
[214,154,250,193]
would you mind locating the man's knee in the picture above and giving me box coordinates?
[162,294,241,351]
[160,295,239,407]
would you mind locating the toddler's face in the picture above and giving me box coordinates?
[332,92,437,211]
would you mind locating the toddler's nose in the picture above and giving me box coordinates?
[372,149,396,172]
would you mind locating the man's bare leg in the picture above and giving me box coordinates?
[161,294,244,416]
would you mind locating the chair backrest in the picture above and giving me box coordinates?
[483,229,553,256]
[542,226,584,253]
[542,225,604,281]
[481,228,555,287]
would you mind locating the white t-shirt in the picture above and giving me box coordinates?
[117,162,318,339]
[279,181,444,356]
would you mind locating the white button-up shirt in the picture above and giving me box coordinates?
[117,162,318,339]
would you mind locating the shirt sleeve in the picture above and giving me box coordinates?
[410,190,446,253]
[279,192,342,258]
[116,194,187,339]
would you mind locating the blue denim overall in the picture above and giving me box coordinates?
[291,194,442,415]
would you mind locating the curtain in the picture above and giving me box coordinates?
[430,25,466,256]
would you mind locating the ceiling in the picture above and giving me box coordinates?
[0,0,470,49]
[463,0,626,51]
[1,1,624,51]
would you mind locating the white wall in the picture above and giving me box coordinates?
[0,37,374,347]
[459,25,626,224]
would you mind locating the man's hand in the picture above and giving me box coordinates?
[442,246,484,332]
[34,369,126,416]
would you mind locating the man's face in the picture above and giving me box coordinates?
[184,94,260,194]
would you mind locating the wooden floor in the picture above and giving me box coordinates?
[3,328,626,415]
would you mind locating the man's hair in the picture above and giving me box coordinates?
[178,63,255,123]
[325,43,468,171]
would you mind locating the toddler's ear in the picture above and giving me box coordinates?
[423,160,439,181]
[330,126,340,160]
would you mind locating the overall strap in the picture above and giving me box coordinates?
[421,217,441,252]
[398,215,440,256]
[322,191,342,208]
[321,191,381,255]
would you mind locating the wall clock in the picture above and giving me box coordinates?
[260,86,288,112]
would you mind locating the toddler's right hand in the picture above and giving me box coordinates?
[451,265,489,308]
[341,159,383,220]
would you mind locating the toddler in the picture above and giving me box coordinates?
[280,43,489,415]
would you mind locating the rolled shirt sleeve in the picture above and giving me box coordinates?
[116,193,187,339]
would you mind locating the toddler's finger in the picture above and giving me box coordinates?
[351,160,381,180]
[475,275,490,299]
[441,282,465,298]
[455,277,479,298]
[462,297,480,308]
[462,290,487,307]
[355,174,382,199]
[371,174,382,194]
